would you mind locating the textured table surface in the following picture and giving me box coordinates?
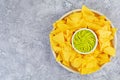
[0,0,120,80]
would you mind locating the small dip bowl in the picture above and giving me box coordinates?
[72,28,98,54]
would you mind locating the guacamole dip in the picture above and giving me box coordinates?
[72,28,97,53]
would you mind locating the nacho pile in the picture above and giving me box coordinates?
[49,5,117,74]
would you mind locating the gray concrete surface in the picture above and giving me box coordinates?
[0,0,120,80]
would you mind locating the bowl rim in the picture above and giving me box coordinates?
[51,9,117,74]
[72,28,98,54]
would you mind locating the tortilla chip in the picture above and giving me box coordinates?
[82,5,94,16]
[80,56,100,74]
[56,54,62,62]
[99,41,111,51]
[68,12,82,24]
[93,48,101,57]
[97,53,110,65]
[71,57,82,68]
[80,64,100,74]
[53,32,65,44]
[62,44,73,62]
[54,20,71,31]
[111,28,117,36]
[103,46,116,56]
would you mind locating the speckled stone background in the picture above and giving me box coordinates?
[0,0,120,80]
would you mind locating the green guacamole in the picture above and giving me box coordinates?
[73,29,96,53]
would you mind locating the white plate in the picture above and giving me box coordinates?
[51,9,117,74]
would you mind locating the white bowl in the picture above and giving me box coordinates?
[51,9,117,74]
[72,28,98,54]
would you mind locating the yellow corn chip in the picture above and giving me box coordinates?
[71,57,82,68]
[103,46,116,56]
[99,41,111,51]
[111,28,117,36]
[56,54,62,62]
[53,32,65,44]
[54,21,70,31]
[81,65,100,74]
[67,12,82,26]
[62,44,73,62]
[97,53,110,65]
